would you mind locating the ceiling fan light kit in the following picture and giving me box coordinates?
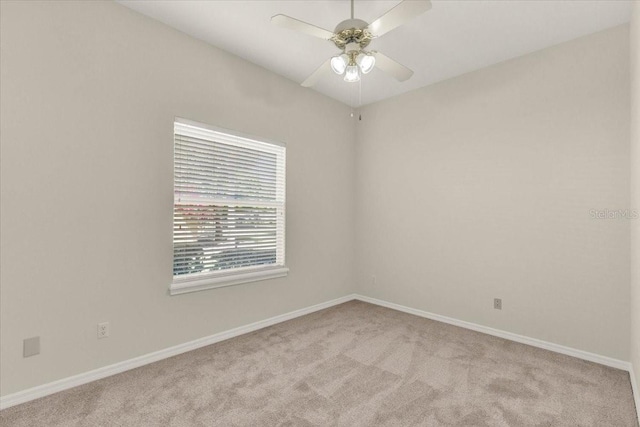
[331,45,376,82]
[271,0,432,87]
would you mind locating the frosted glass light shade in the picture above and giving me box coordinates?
[344,65,360,82]
[330,55,347,75]
[357,53,376,74]
[344,65,360,83]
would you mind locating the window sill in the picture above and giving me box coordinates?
[169,266,289,296]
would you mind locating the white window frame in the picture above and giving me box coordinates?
[170,118,288,296]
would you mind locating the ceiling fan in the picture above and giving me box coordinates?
[271,0,432,87]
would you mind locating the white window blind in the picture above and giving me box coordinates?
[171,119,287,295]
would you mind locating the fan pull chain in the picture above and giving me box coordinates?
[358,78,362,121]
[350,85,354,117]
[349,75,362,119]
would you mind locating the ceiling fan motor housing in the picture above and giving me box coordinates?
[332,19,372,50]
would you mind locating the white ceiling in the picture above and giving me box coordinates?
[117,0,633,107]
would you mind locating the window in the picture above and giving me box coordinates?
[170,119,287,295]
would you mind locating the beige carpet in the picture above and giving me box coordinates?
[1,300,637,426]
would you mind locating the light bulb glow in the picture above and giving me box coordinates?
[344,65,360,82]
[330,55,347,75]
[357,53,376,74]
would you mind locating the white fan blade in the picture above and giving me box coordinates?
[271,14,335,40]
[367,0,432,37]
[373,51,413,82]
[301,58,332,87]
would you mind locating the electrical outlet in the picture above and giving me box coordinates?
[97,322,110,339]
[494,298,502,310]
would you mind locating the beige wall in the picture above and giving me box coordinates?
[355,25,631,360]
[631,1,640,390]
[0,1,356,395]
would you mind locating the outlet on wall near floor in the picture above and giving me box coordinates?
[97,322,110,339]
[494,298,502,310]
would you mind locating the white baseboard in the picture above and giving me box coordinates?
[352,294,631,371]
[631,364,640,424]
[0,294,356,410]
[1,292,635,414]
